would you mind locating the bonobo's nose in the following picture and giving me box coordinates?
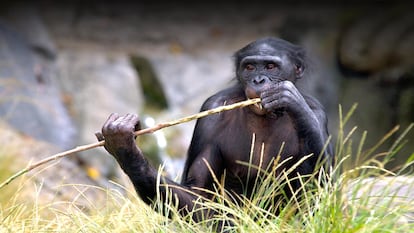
[253,75,268,85]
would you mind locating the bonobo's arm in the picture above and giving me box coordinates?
[181,94,226,188]
[261,81,332,165]
[101,113,218,219]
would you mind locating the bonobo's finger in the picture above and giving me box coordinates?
[95,131,105,141]
[123,113,141,135]
[281,80,294,87]
[260,85,280,102]
[260,89,276,99]
[105,113,120,125]
[102,113,120,134]
[261,82,280,98]
[110,112,120,119]
[125,113,139,124]
[279,80,298,94]
[119,113,140,130]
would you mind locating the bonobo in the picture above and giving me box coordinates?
[99,37,332,220]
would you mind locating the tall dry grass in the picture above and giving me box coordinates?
[1,104,413,232]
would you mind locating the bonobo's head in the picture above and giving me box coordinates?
[235,37,306,114]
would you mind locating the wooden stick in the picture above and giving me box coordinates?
[0,98,261,189]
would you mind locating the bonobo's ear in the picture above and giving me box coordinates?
[295,64,305,79]
[294,48,306,79]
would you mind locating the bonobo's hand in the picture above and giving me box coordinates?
[260,80,310,117]
[99,113,141,158]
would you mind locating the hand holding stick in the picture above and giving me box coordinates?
[0,98,261,189]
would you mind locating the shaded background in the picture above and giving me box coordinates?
[1,1,413,203]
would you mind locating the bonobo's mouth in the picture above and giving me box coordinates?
[245,88,267,115]
[248,97,264,111]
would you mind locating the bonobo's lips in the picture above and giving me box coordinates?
[245,88,267,115]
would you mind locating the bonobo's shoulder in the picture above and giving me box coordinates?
[200,85,245,111]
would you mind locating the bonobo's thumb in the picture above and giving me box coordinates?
[95,131,105,141]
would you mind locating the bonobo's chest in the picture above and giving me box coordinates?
[218,109,300,192]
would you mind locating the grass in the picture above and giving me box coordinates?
[1,104,414,232]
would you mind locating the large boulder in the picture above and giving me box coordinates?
[0,16,76,149]
[56,49,144,180]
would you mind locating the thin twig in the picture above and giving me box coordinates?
[0,98,261,189]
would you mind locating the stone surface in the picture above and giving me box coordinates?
[0,18,76,149]
[56,49,143,179]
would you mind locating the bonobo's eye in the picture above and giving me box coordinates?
[244,64,255,71]
[266,62,278,70]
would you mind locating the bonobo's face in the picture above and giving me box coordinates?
[237,44,302,115]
